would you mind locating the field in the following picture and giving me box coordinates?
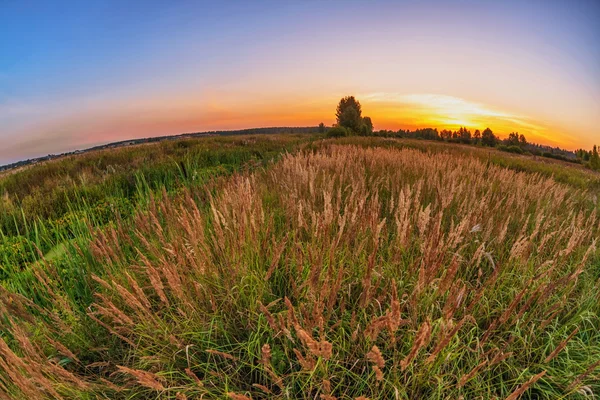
[1,134,599,399]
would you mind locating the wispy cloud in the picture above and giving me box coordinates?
[361,92,572,147]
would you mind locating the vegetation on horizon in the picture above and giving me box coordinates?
[330,96,373,137]
[321,96,600,172]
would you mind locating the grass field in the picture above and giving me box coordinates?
[1,134,599,399]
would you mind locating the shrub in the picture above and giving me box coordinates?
[326,126,350,138]
[497,144,524,154]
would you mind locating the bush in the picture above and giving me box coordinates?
[326,126,350,138]
[541,152,580,164]
[497,145,524,154]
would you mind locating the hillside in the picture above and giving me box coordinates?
[1,134,599,399]
[0,127,320,173]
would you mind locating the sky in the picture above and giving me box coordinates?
[1,0,599,165]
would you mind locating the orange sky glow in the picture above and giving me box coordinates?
[1,1,599,164]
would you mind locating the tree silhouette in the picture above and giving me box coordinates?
[481,128,497,147]
[362,117,373,135]
[334,96,373,135]
[458,127,472,144]
[336,96,363,132]
[506,132,520,146]
[591,145,600,170]
[519,134,527,146]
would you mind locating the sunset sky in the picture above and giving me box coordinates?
[1,0,599,165]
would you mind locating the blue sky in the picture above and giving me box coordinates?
[1,0,599,164]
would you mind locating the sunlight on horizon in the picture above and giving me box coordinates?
[360,93,576,148]
[1,0,598,164]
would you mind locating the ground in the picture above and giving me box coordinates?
[0,134,599,399]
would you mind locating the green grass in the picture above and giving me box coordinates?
[0,133,598,399]
[1,134,309,257]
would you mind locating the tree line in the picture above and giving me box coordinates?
[323,96,600,171]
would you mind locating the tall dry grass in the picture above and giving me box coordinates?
[1,143,599,399]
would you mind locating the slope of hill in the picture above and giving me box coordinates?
[1,134,599,399]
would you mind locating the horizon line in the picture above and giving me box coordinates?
[0,124,592,171]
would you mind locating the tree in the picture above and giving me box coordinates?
[591,145,600,170]
[576,149,591,162]
[318,122,326,133]
[481,128,497,147]
[416,128,439,140]
[519,134,527,146]
[506,132,520,146]
[458,127,472,144]
[336,96,363,133]
[473,129,481,144]
[361,116,373,135]
[335,96,373,135]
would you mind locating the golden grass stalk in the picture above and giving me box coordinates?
[115,366,165,391]
[504,371,546,400]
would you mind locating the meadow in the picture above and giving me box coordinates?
[1,134,599,399]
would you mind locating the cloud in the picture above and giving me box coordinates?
[361,92,572,147]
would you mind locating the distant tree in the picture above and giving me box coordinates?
[413,127,439,140]
[505,132,520,146]
[458,127,472,144]
[591,145,600,170]
[336,96,363,133]
[481,128,497,147]
[361,117,373,135]
[318,122,326,133]
[519,134,527,146]
[473,129,481,144]
[576,149,591,162]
